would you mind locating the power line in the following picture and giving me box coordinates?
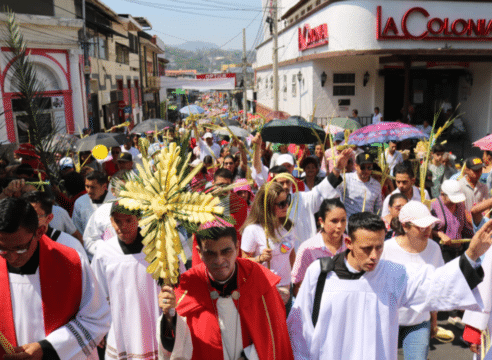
[121,0,261,19]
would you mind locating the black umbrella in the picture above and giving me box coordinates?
[75,133,127,152]
[130,118,175,134]
[214,118,241,127]
[260,116,325,145]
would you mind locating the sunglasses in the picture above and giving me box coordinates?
[275,194,291,209]
[359,165,373,171]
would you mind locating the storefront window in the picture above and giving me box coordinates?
[292,75,297,97]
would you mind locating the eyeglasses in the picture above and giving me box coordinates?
[360,165,373,171]
[275,194,291,209]
[0,233,35,255]
[223,162,234,166]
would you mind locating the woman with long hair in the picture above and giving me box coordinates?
[241,182,295,305]
[291,198,348,296]
[383,193,408,240]
[381,201,444,360]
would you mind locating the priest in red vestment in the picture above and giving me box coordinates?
[157,225,294,360]
[0,197,110,359]
[192,168,248,267]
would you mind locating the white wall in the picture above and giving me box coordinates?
[459,63,492,143]
[256,0,492,68]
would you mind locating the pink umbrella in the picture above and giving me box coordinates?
[348,122,428,146]
[324,124,345,135]
[473,134,492,151]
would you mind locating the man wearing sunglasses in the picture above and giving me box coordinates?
[337,152,383,218]
[0,198,110,359]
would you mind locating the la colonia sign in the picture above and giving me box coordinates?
[377,6,492,41]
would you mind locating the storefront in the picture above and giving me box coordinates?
[255,0,492,142]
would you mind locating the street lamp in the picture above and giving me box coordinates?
[321,71,327,87]
[297,71,302,116]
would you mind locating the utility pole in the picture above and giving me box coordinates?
[272,0,279,111]
[82,0,91,132]
[242,28,247,122]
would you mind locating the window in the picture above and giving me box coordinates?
[333,73,355,96]
[270,76,273,89]
[116,44,129,65]
[84,31,107,60]
[128,33,139,54]
[283,75,287,100]
[97,35,107,60]
[292,75,297,97]
[307,5,312,11]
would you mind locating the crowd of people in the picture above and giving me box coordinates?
[3,113,492,360]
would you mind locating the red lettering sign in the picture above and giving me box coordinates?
[196,73,236,86]
[377,6,492,41]
[298,23,328,51]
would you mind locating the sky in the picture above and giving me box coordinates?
[101,0,266,52]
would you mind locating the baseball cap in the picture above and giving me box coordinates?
[355,152,374,165]
[277,154,294,166]
[333,132,345,143]
[148,143,161,157]
[465,157,484,171]
[441,180,466,203]
[118,153,133,162]
[203,132,213,139]
[59,157,74,171]
[399,201,440,228]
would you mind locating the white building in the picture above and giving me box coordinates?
[255,0,492,143]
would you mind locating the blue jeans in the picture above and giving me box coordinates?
[398,320,431,360]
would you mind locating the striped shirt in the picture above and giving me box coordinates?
[291,232,347,284]
[337,172,383,217]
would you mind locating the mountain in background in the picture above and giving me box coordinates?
[175,41,219,51]
[164,43,255,73]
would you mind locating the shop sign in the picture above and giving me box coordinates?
[196,73,236,86]
[298,23,328,51]
[377,6,492,41]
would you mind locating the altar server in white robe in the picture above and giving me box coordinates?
[72,171,114,234]
[92,201,181,360]
[288,212,492,360]
[0,197,110,359]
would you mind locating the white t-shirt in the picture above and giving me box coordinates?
[380,238,444,326]
[51,205,77,235]
[372,113,383,124]
[241,224,294,286]
[384,149,403,175]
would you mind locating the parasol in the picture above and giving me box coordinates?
[75,133,126,152]
[131,118,175,134]
[213,126,249,139]
[348,122,429,146]
[179,105,205,115]
[260,116,325,145]
[327,117,362,130]
[473,134,492,151]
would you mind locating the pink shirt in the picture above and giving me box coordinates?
[291,232,348,284]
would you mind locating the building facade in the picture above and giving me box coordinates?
[255,0,492,143]
[0,0,85,143]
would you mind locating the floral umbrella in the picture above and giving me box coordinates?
[348,122,429,146]
[473,134,492,151]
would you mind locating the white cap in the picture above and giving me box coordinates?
[277,154,294,167]
[399,200,440,228]
[190,159,202,167]
[441,180,466,203]
[203,132,213,139]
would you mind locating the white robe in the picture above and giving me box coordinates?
[157,299,259,360]
[48,228,89,263]
[91,236,162,360]
[9,253,110,359]
[287,257,483,360]
[72,192,115,234]
[83,203,116,260]
[463,248,492,359]
[51,205,78,235]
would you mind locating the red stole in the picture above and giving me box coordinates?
[176,258,294,360]
[0,235,82,356]
[192,193,248,267]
